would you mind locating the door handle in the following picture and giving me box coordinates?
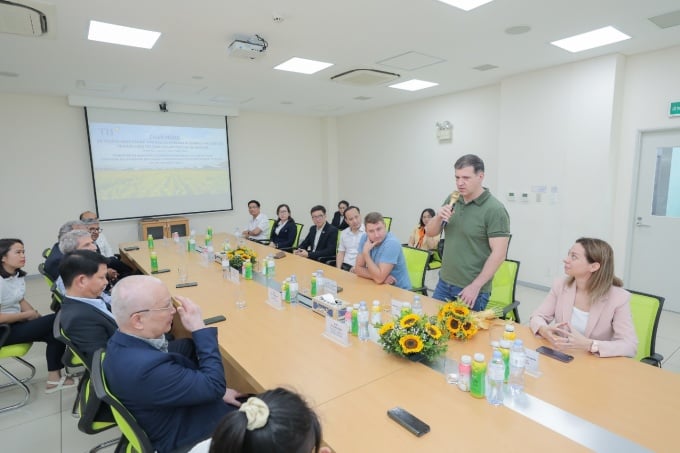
[636,217,651,227]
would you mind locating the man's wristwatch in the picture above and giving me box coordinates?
[590,340,599,354]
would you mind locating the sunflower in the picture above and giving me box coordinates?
[462,321,478,338]
[399,335,424,354]
[425,323,442,340]
[379,322,394,336]
[400,313,420,328]
[446,317,461,334]
[453,305,469,318]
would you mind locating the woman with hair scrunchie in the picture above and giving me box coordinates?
[189,387,331,453]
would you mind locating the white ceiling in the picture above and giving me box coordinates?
[2,0,680,117]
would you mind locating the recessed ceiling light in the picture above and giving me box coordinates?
[436,0,494,12]
[274,57,333,75]
[389,79,439,91]
[88,20,161,49]
[551,26,630,53]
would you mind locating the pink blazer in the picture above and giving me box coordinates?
[530,278,638,358]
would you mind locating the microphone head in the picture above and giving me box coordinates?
[449,191,460,205]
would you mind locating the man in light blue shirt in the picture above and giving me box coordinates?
[352,212,411,290]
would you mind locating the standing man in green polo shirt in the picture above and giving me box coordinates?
[426,154,510,311]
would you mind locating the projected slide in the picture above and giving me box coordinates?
[86,108,232,220]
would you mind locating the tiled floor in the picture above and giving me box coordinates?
[2,275,679,452]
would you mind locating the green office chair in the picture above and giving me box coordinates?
[42,247,52,259]
[277,223,305,252]
[627,289,664,367]
[91,349,154,453]
[485,260,521,322]
[53,312,119,451]
[401,246,431,295]
[0,324,36,414]
[49,281,65,313]
[38,262,55,290]
[383,216,392,232]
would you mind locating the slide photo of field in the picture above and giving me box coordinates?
[95,168,230,200]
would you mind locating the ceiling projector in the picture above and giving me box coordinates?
[228,38,266,60]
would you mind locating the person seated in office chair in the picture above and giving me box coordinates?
[242,200,270,241]
[189,387,331,453]
[0,238,76,393]
[351,212,411,290]
[331,200,350,231]
[80,212,134,281]
[530,237,638,358]
[294,205,338,261]
[336,206,365,271]
[43,220,87,281]
[407,208,440,251]
[104,275,244,453]
[270,204,297,250]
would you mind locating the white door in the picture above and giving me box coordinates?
[628,129,680,312]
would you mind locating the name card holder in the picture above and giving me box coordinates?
[524,347,542,377]
[266,287,284,310]
[322,314,350,347]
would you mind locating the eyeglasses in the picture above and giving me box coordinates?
[311,214,325,219]
[88,227,103,233]
[129,303,174,317]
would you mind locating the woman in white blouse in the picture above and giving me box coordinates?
[0,238,77,392]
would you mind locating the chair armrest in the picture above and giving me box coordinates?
[250,239,271,245]
[501,300,520,318]
[641,354,664,367]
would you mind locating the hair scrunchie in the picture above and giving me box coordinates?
[239,397,270,431]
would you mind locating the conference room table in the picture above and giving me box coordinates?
[120,233,678,453]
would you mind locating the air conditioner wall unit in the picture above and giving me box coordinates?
[0,0,48,36]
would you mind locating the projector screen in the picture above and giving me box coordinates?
[85,107,232,220]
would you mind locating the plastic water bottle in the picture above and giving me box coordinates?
[400,302,411,316]
[486,351,505,406]
[351,303,360,336]
[345,307,353,330]
[222,259,229,279]
[458,355,472,392]
[499,339,511,383]
[311,272,317,296]
[412,295,423,315]
[316,270,324,293]
[188,230,196,252]
[289,275,298,305]
[147,234,154,250]
[371,300,381,326]
[244,261,253,280]
[503,324,516,341]
[206,245,215,263]
[266,255,276,278]
[358,301,369,341]
[508,339,526,395]
[470,353,486,399]
[150,251,158,273]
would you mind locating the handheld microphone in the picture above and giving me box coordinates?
[441,190,460,227]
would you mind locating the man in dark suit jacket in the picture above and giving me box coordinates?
[44,220,87,281]
[294,205,339,261]
[103,275,243,453]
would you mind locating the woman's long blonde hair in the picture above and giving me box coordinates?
[566,237,623,304]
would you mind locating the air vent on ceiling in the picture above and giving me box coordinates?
[0,1,48,36]
[330,69,400,86]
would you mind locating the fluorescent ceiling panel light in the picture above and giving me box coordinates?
[389,79,439,91]
[551,26,630,53]
[88,20,161,49]
[436,0,494,12]
[274,57,333,74]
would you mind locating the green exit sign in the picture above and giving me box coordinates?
[671,101,680,117]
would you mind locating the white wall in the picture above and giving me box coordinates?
[498,54,623,286]
[0,93,326,274]
[336,85,501,245]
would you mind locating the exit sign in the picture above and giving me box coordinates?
[671,101,680,117]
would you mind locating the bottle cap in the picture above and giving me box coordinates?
[346,306,353,312]
[372,300,380,306]
[491,341,500,349]
[474,353,485,362]
[514,339,524,347]
[505,324,515,332]
[493,350,502,360]
[499,340,512,348]
[353,303,360,309]
[461,355,472,364]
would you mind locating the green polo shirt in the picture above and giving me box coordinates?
[440,188,510,294]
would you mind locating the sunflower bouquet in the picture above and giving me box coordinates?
[226,246,257,271]
[438,299,500,341]
[377,312,448,362]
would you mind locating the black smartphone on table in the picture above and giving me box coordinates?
[387,407,430,437]
[536,346,574,363]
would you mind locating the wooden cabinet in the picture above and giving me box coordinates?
[140,217,189,240]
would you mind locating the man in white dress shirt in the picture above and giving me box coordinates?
[336,206,365,271]
[242,200,270,241]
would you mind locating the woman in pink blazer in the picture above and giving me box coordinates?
[530,237,638,358]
